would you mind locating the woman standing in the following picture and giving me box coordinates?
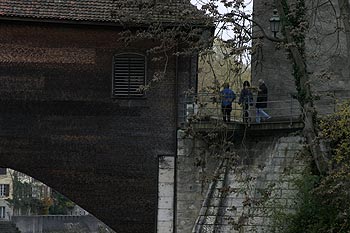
[238,81,253,124]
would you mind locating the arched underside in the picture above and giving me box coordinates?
[0,100,173,233]
[0,20,195,233]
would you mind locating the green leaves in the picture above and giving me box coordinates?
[280,101,350,233]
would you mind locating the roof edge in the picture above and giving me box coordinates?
[0,15,213,30]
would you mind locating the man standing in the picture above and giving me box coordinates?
[255,79,271,123]
[221,83,236,122]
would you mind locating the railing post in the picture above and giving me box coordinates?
[290,93,293,127]
[333,90,336,113]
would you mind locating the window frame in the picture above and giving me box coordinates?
[0,168,6,175]
[0,206,5,219]
[112,53,147,99]
[0,184,9,198]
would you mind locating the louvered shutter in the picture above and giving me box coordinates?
[113,53,146,97]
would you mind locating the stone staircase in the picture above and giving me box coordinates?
[192,159,231,232]
[0,221,21,233]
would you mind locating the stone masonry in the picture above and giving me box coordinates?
[176,130,221,233]
[176,129,307,233]
[252,0,350,116]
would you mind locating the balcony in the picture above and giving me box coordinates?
[179,90,350,133]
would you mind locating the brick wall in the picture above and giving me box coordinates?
[0,21,196,232]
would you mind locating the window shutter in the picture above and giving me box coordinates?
[113,53,146,98]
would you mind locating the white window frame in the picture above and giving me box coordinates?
[0,168,6,175]
[0,184,9,197]
[0,206,5,219]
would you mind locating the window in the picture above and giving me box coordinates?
[32,186,39,198]
[0,168,6,175]
[113,53,146,98]
[0,184,9,197]
[0,207,5,218]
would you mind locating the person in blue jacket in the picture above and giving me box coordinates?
[221,83,236,122]
[238,81,253,123]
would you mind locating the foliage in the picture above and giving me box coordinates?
[277,101,350,233]
[280,172,336,233]
[49,190,75,215]
[286,0,309,106]
[181,0,350,231]
[122,0,349,231]
[41,196,54,215]
[198,38,250,94]
[118,0,253,95]
[7,171,77,216]
[7,171,53,215]
[195,0,252,94]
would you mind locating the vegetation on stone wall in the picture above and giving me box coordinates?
[273,101,350,233]
[275,0,330,174]
[129,0,350,231]
[49,190,75,215]
[7,171,75,216]
[7,171,53,215]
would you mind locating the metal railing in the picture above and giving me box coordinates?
[180,92,301,126]
[179,90,350,127]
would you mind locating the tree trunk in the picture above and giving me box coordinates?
[275,0,328,173]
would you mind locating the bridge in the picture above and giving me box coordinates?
[0,19,199,233]
[0,0,349,232]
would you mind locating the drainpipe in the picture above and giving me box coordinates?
[173,43,179,233]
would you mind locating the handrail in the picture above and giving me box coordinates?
[179,91,350,127]
[180,93,300,126]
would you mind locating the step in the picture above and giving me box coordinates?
[0,221,21,233]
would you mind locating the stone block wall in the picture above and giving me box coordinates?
[252,0,350,117]
[228,135,306,232]
[158,156,175,233]
[176,130,308,233]
[13,215,111,233]
[176,130,220,233]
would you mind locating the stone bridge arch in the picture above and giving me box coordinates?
[0,18,200,232]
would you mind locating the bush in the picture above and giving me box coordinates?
[279,101,350,233]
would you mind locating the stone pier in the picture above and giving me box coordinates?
[176,129,307,233]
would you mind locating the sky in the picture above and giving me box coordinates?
[190,0,253,14]
[190,0,253,40]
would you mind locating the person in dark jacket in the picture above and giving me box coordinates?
[221,83,236,122]
[255,79,271,123]
[238,81,253,123]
